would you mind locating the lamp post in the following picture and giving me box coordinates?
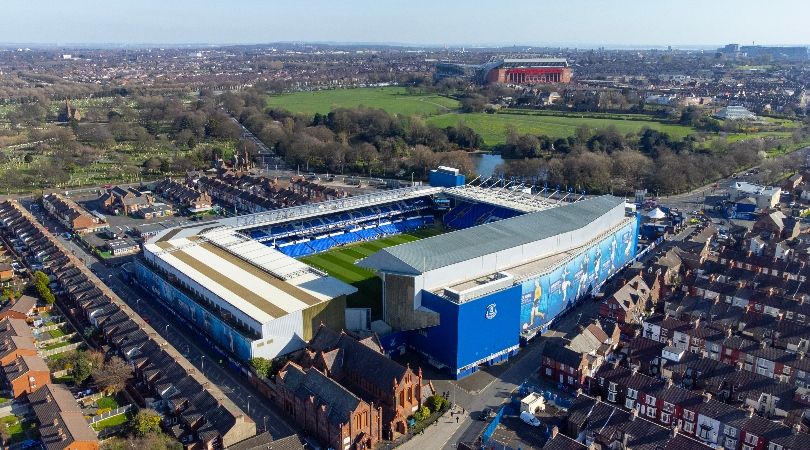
[201,355,205,371]
[247,395,251,415]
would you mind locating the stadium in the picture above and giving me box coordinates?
[434,58,573,85]
[139,167,638,377]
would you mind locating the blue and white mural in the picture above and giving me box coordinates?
[520,218,639,332]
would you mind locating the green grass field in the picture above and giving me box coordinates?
[300,227,446,316]
[266,87,459,117]
[427,112,696,146]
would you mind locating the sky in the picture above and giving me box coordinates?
[3,0,810,48]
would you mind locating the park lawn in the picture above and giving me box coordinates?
[91,413,130,432]
[299,226,446,316]
[427,112,696,146]
[266,87,459,117]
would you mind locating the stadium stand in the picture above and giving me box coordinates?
[443,201,522,229]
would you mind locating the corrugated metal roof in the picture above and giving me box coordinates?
[359,195,624,274]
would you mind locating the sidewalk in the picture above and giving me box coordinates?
[397,406,467,450]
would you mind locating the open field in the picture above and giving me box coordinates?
[299,226,445,316]
[266,87,459,117]
[427,111,697,146]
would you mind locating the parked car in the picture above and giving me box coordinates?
[478,407,493,421]
[520,411,542,427]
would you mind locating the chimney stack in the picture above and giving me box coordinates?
[551,425,559,438]
[703,392,712,403]
[671,424,679,438]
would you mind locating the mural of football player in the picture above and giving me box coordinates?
[576,252,590,298]
[623,231,632,257]
[528,278,545,329]
[607,235,618,274]
[593,245,603,284]
[560,265,572,308]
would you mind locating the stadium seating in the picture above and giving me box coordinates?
[444,201,520,230]
[308,236,337,253]
[278,242,315,258]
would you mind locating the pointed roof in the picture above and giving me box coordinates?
[647,207,666,220]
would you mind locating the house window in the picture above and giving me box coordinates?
[725,348,733,356]
[683,410,695,421]
[625,399,636,410]
[745,434,758,445]
[399,391,405,408]
[661,412,670,424]
[568,376,575,385]
[683,421,695,434]
[645,394,655,405]
[607,392,617,402]
[699,426,710,440]
[725,439,737,450]
[627,388,638,399]
[609,382,618,392]
[646,407,656,418]
[783,366,790,375]
[768,443,783,450]
[545,367,553,377]
[663,402,675,413]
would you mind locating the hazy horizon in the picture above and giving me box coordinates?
[3,0,810,48]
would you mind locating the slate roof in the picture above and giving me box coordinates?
[308,325,408,394]
[542,434,587,450]
[1,295,36,315]
[359,195,625,274]
[280,362,361,426]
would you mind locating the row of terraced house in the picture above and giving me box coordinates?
[538,220,810,450]
[0,200,257,449]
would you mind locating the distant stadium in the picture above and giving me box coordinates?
[140,167,638,378]
[435,58,573,85]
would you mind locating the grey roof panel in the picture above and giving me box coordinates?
[359,195,624,274]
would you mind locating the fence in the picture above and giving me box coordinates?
[89,404,135,424]
[77,392,105,406]
[35,321,66,333]
[36,332,78,348]
[39,341,84,357]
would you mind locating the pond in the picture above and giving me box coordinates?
[469,153,505,178]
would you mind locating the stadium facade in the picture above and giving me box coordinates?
[137,187,441,362]
[139,178,638,378]
[434,58,572,85]
[359,195,638,378]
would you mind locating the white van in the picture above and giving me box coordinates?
[519,411,541,427]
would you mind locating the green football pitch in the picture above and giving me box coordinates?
[299,226,446,316]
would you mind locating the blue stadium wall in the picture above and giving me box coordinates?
[408,285,522,378]
[429,170,465,188]
[133,262,255,361]
[519,217,640,333]
[406,216,639,379]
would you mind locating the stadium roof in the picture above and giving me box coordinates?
[358,195,624,275]
[145,229,356,324]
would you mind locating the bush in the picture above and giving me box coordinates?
[412,406,431,422]
[428,395,448,413]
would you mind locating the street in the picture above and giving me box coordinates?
[23,201,297,439]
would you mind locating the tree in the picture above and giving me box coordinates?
[131,409,162,437]
[412,405,431,421]
[428,394,448,413]
[33,270,55,304]
[250,357,272,378]
[92,356,133,395]
[69,351,93,385]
